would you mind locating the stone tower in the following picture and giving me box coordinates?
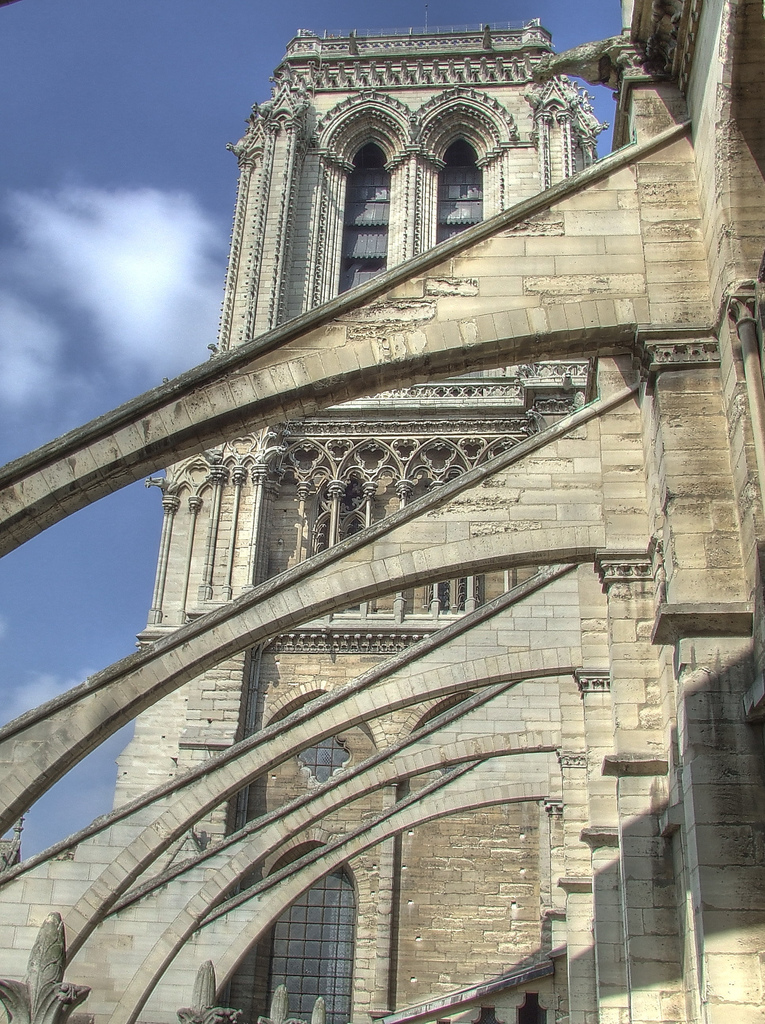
[114,24,602,1023]
[104,18,606,1024]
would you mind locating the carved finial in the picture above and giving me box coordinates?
[0,913,90,1024]
[269,986,289,1024]
[310,998,325,1024]
[177,961,241,1024]
[256,987,325,1024]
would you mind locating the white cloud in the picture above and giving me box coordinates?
[0,293,64,407]
[1,186,225,410]
[1,669,92,726]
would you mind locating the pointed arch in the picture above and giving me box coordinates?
[416,87,520,165]
[317,92,411,169]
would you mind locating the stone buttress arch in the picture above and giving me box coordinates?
[63,636,579,951]
[207,757,556,989]
[0,120,693,559]
[0,382,639,835]
[100,735,559,1024]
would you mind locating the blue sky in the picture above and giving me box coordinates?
[0,0,622,856]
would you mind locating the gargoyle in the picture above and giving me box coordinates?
[533,35,648,90]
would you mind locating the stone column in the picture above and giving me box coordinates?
[237,126,277,345]
[558,111,574,180]
[388,154,417,265]
[557,750,598,1024]
[221,466,246,600]
[198,465,228,602]
[217,136,258,352]
[535,111,553,190]
[266,114,308,329]
[413,156,439,254]
[393,480,413,622]
[575,672,628,1024]
[729,296,765,521]
[246,465,268,588]
[177,495,202,623]
[148,494,180,624]
[294,481,312,564]
[306,158,347,308]
[597,555,683,1024]
[327,479,345,548]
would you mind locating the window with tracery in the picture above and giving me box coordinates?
[312,477,369,554]
[298,735,350,782]
[437,139,483,243]
[340,143,390,292]
[267,870,355,1024]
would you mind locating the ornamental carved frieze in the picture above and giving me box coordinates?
[639,337,720,377]
[269,629,434,656]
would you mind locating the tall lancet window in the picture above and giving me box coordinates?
[267,869,356,1024]
[437,139,483,243]
[340,143,390,292]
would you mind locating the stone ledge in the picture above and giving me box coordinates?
[579,825,619,848]
[602,754,669,777]
[651,603,753,645]
[659,802,684,837]
[557,876,592,894]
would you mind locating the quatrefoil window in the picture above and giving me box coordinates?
[298,735,350,782]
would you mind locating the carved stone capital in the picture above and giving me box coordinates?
[558,751,587,770]
[161,495,181,515]
[187,496,203,514]
[728,291,757,328]
[544,799,564,817]
[575,669,611,696]
[595,550,653,590]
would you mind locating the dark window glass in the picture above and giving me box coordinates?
[298,735,350,782]
[437,139,483,243]
[267,870,356,1024]
[340,144,389,292]
[517,993,547,1024]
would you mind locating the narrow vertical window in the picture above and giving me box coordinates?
[340,143,390,292]
[267,870,356,1024]
[437,139,483,243]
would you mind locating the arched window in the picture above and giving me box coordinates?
[340,143,390,292]
[267,870,356,1024]
[312,477,368,554]
[437,139,483,243]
